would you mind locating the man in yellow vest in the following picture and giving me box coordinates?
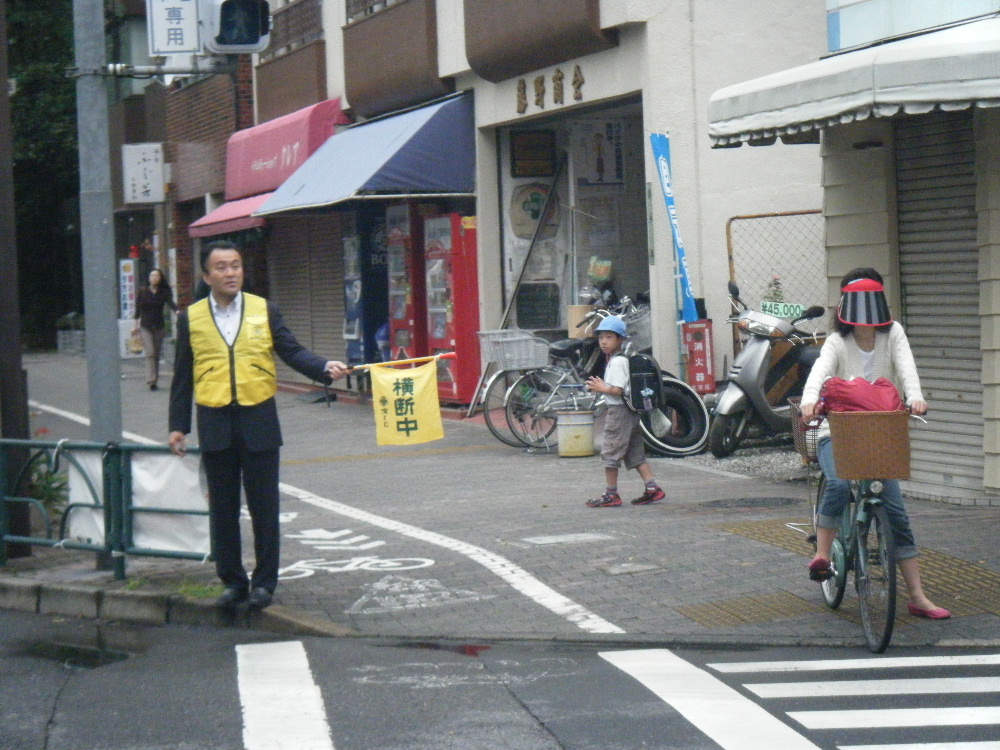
[169,241,347,611]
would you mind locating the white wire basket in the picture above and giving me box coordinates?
[477,330,550,370]
[624,307,652,351]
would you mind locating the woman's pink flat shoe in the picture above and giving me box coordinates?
[907,603,951,620]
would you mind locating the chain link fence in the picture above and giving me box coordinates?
[726,210,827,335]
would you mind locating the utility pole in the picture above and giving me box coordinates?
[0,3,32,555]
[73,0,122,443]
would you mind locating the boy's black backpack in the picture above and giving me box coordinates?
[619,353,663,414]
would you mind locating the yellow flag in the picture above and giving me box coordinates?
[370,360,444,445]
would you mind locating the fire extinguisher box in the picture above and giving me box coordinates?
[682,320,716,394]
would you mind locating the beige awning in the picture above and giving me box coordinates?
[708,16,1000,147]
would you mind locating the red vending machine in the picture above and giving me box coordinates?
[424,213,481,404]
[385,203,428,360]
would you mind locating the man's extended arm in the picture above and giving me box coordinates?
[268,301,342,382]
[168,311,194,453]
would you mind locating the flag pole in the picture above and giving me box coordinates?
[346,351,455,374]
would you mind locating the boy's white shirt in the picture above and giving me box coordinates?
[603,354,629,405]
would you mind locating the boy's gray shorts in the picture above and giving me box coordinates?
[601,405,645,470]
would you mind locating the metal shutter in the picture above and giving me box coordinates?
[306,214,346,364]
[267,218,314,382]
[895,110,983,495]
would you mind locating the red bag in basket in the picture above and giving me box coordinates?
[818,377,905,414]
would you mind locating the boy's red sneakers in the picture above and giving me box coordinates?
[631,487,665,505]
[586,491,622,507]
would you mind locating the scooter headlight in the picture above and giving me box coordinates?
[737,317,783,338]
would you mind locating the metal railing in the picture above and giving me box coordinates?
[0,439,208,580]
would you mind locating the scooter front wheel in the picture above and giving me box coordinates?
[708,410,750,458]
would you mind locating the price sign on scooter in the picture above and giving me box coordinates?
[761,301,806,318]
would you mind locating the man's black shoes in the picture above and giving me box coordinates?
[216,586,248,611]
[247,587,273,610]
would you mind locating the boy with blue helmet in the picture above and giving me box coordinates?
[585,316,665,507]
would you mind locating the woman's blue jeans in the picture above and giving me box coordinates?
[816,436,918,560]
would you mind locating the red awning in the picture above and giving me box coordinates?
[187,192,274,238]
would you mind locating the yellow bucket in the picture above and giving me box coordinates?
[557,411,596,457]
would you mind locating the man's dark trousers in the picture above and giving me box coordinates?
[202,433,281,593]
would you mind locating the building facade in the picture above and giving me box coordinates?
[709,3,1000,502]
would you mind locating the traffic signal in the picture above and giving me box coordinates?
[201,0,271,54]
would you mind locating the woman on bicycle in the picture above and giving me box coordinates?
[799,268,950,620]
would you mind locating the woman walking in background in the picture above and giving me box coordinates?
[133,268,176,390]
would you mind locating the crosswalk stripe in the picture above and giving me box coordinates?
[745,677,1000,698]
[838,742,1000,750]
[708,655,1000,673]
[237,641,335,750]
[601,649,821,750]
[788,707,1000,730]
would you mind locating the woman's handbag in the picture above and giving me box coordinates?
[818,376,905,414]
[127,329,144,355]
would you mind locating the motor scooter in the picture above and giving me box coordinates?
[708,281,826,457]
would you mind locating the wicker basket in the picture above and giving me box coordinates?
[477,330,550,370]
[827,410,911,480]
[788,397,819,465]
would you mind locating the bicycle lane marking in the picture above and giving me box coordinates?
[28,401,624,635]
[279,483,626,635]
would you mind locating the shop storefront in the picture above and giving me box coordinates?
[254,94,482,403]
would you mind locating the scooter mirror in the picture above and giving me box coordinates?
[802,305,826,320]
[727,280,741,298]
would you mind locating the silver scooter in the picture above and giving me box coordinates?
[708,281,826,458]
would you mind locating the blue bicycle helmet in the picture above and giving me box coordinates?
[594,315,627,337]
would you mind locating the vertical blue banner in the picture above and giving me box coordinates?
[649,133,699,323]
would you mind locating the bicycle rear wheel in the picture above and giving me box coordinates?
[505,369,560,447]
[812,475,848,608]
[481,369,526,447]
[855,502,897,653]
[640,376,709,457]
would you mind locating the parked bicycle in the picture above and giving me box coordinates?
[792,404,921,653]
[504,300,709,456]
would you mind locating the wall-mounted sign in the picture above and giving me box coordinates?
[511,130,556,177]
[509,183,559,240]
[122,143,167,203]
[146,0,201,55]
[516,65,585,115]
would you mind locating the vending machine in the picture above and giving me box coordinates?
[385,203,428,361]
[424,213,481,404]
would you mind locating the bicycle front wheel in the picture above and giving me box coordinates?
[505,370,560,447]
[481,369,526,447]
[855,502,897,653]
[812,475,848,609]
[640,376,709,457]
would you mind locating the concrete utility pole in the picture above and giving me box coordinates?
[73,0,122,442]
[0,4,32,554]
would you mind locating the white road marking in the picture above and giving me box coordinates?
[30,400,624,635]
[282,484,625,634]
[789,707,1000,730]
[600,649,821,750]
[708,654,1000,673]
[236,641,334,750]
[746,676,1000,698]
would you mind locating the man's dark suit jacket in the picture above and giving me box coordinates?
[169,299,331,452]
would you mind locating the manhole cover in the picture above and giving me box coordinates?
[26,642,129,670]
[702,497,803,509]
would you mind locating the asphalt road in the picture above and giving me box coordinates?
[3,609,998,750]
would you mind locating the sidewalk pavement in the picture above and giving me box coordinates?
[2,351,998,649]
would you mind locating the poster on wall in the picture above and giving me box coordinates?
[342,235,362,340]
[509,183,560,240]
[573,120,624,187]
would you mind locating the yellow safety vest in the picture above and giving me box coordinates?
[188,293,277,407]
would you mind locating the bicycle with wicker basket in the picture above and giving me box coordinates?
[791,402,921,653]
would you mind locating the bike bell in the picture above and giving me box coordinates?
[838,278,892,326]
[595,315,627,337]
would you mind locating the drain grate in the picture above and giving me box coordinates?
[702,497,803,509]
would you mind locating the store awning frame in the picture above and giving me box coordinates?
[188,192,273,238]
[708,16,1000,147]
[254,93,475,216]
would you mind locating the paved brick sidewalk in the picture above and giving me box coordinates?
[2,351,998,648]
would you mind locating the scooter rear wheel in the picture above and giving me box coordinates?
[708,410,750,458]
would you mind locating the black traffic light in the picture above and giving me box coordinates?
[202,0,270,54]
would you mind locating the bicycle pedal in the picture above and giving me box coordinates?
[806,534,817,544]
[808,569,833,582]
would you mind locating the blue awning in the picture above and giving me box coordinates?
[255,94,475,215]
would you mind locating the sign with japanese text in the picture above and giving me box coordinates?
[370,361,444,445]
[682,320,716,395]
[119,259,137,319]
[122,143,166,203]
[146,0,201,55]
